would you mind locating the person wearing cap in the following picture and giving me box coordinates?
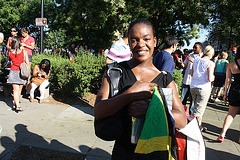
[105,30,132,64]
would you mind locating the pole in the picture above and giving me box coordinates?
[40,0,44,53]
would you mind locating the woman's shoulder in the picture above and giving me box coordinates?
[33,64,40,69]
[229,60,236,66]
[29,36,35,41]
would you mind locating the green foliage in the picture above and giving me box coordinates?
[31,52,105,97]
[172,69,183,95]
[3,0,238,51]
[46,0,213,49]
[0,0,54,46]
[208,0,240,49]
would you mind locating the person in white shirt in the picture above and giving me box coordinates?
[178,42,203,114]
[190,45,215,129]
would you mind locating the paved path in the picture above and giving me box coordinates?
[0,93,239,159]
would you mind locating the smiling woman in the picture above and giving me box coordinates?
[94,19,187,159]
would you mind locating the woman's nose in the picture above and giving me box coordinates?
[138,39,145,47]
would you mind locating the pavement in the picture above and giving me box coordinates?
[0,92,239,160]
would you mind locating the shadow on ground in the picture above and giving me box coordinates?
[202,122,240,143]
[0,124,110,160]
[206,147,240,160]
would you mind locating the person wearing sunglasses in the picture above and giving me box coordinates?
[6,27,18,49]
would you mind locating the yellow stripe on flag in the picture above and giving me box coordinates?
[135,136,172,154]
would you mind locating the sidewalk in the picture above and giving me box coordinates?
[202,101,240,160]
[0,93,239,159]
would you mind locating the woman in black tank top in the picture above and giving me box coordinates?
[94,19,187,159]
[217,48,240,143]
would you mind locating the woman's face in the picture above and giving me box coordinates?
[129,23,156,62]
[21,31,28,38]
[11,28,17,36]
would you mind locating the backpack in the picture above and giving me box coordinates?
[94,62,124,141]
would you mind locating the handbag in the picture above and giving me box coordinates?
[26,83,32,93]
[94,62,124,141]
[20,50,30,79]
[31,76,45,86]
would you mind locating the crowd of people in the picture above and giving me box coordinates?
[163,40,240,144]
[0,19,239,158]
[0,27,51,112]
[166,40,239,143]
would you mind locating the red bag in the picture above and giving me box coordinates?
[175,129,187,160]
[174,105,205,160]
[175,105,188,160]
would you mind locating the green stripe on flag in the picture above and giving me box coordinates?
[135,86,172,155]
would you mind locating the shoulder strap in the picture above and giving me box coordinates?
[235,60,240,70]
[106,62,122,97]
[23,49,26,62]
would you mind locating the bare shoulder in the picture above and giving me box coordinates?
[229,61,235,67]
[33,64,39,69]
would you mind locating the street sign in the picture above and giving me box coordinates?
[35,18,47,26]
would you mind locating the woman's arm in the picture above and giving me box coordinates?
[167,81,187,128]
[32,65,39,77]
[94,72,156,120]
[208,62,215,82]
[24,41,35,50]
[223,63,232,103]
[6,37,11,48]
[45,70,51,79]
[24,50,30,68]
[225,61,229,72]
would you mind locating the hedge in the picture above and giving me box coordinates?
[33,52,105,97]
[1,53,183,97]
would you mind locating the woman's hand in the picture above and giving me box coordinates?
[20,43,25,47]
[128,100,149,118]
[126,81,157,100]
[41,72,47,78]
[223,94,227,103]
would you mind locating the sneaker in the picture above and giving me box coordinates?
[215,98,221,103]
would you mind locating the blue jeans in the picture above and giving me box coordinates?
[180,84,194,115]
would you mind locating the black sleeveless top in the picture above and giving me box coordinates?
[228,60,240,106]
[115,61,173,152]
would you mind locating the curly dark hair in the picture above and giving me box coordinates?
[39,59,51,74]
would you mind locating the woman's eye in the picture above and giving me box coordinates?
[131,39,136,43]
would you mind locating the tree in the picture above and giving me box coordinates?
[208,0,240,49]
[1,0,220,50]
[0,0,55,46]
[47,0,214,49]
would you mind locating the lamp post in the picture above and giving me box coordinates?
[40,0,44,53]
